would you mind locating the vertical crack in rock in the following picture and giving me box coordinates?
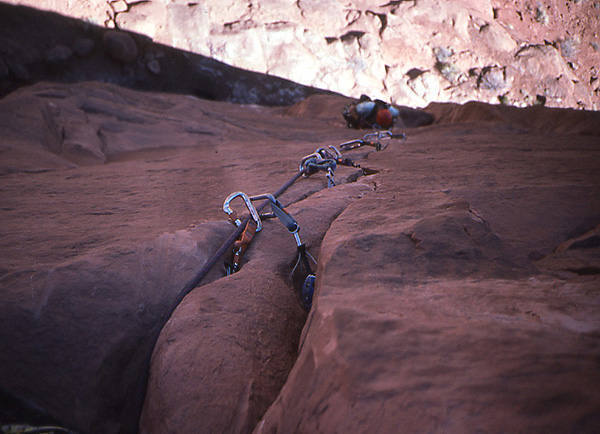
[105,0,151,28]
[366,10,388,36]
[345,9,362,27]
[139,183,374,434]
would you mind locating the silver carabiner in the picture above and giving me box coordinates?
[316,145,342,160]
[299,152,324,173]
[223,191,262,232]
[363,130,405,150]
[339,138,364,151]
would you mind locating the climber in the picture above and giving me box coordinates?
[342,94,401,129]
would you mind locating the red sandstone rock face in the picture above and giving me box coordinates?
[1,81,599,433]
[6,0,600,110]
[0,81,368,432]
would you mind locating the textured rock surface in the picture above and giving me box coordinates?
[103,30,139,63]
[0,81,367,433]
[1,80,599,434]
[6,0,600,110]
[0,3,329,105]
[257,103,600,433]
[139,183,371,434]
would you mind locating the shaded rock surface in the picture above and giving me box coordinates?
[7,0,600,110]
[0,3,330,105]
[103,30,139,64]
[1,80,599,434]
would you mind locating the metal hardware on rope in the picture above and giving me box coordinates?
[223,191,262,231]
[340,129,406,152]
[299,152,337,187]
[176,169,307,306]
[248,193,318,310]
[173,128,406,303]
[250,194,301,244]
[316,145,361,169]
[221,190,318,309]
[316,145,342,160]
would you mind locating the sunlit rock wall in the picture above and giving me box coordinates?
[7,0,600,109]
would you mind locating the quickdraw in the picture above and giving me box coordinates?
[340,130,406,152]
[316,145,361,169]
[222,191,318,309]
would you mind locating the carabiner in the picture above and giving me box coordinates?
[250,193,302,246]
[339,138,364,151]
[299,152,324,174]
[316,145,342,161]
[223,191,262,232]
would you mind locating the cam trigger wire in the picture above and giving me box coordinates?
[249,193,318,310]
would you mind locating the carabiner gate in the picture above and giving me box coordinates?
[223,191,262,232]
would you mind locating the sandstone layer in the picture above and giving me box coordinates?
[1,80,599,433]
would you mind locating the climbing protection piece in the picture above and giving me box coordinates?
[223,192,263,275]
[176,128,405,312]
[299,152,337,187]
[249,193,317,310]
[293,244,317,311]
[218,131,406,305]
[223,191,262,231]
[340,130,406,152]
[316,145,361,168]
